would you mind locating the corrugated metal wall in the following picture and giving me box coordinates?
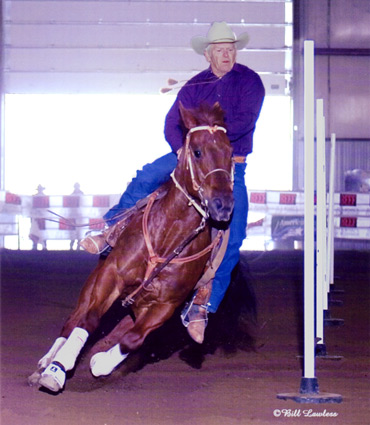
[293,0,370,192]
[3,0,291,95]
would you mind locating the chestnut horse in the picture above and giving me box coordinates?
[29,102,234,393]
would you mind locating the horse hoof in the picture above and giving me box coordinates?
[28,370,42,386]
[90,352,115,377]
[39,363,66,392]
[90,344,128,377]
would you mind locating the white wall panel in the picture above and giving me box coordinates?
[3,0,291,94]
[4,71,287,94]
[5,1,285,24]
[5,24,286,49]
[5,48,286,73]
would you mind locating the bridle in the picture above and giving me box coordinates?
[170,125,234,218]
[121,125,234,307]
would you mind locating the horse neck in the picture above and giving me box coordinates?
[161,176,204,225]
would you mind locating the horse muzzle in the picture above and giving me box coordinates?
[207,194,234,223]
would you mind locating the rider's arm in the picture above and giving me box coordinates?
[225,75,265,143]
[164,98,184,153]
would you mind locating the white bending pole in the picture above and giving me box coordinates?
[327,133,336,287]
[303,40,315,379]
[316,99,327,343]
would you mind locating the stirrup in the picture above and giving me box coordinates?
[181,299,209,344]
[181,296,209,328]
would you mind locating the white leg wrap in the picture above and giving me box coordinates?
[90,343,128,377]
[53,327,89,372]
[38,336,67,370]
[39,362,66,392]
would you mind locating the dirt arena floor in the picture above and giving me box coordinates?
[1,248,369,425]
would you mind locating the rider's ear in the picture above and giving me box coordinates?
[179,101,198,130]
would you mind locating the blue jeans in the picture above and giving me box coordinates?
[208,162,248,312]
[104,152,177,225]
[104,153,248,314]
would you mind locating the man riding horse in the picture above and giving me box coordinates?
[32,101,235,392]
[82,21,265,344]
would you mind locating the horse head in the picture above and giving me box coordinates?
[176,102,234,223]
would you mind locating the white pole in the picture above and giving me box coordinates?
[303,40,315,379]
[316,99,327,343]
[327,133,336,287]
[277,43,342,403]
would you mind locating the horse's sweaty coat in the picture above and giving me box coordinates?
[29,101,234,393]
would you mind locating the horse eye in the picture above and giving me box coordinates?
[194,149,202,158]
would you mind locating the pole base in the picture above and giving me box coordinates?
[324,310,344,327]
[328,298,343,306]
[297,346,343,361]
[315,344,343,360]
[324,318,345,327]
[315,343,327,356]
[330,285,344,294]
[277,378,342,404]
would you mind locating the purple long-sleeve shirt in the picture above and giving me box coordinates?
[164,63,265,157]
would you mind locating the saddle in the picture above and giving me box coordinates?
[105,188,169,248]
[82,187,229,310]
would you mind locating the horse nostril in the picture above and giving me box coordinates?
[213,198,223,210]
[208,196,234,222]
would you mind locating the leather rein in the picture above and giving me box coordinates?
[122,125,232,307]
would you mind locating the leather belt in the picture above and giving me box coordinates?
[233,156,246,164]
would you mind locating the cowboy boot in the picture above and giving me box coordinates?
[181,282,212,344]
[80,205,140,254]
[80,230,109,254]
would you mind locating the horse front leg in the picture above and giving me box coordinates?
[35,264,121,392]
[38,327,90,392]
[89,314,135,357]
[28,265,99,388]
[27,336,67,386]
[90,303,176,378]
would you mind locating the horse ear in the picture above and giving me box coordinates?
[213,102,222,114]
[179,101,198,130]
[212,102,225,122]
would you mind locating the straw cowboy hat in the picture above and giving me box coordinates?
[191,22,250,55]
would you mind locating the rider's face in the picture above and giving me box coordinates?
[205,43,237,78]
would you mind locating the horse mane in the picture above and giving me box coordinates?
[190,102,226,128]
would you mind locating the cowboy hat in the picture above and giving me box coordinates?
[191,22,249,55]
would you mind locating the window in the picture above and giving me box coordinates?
[5,93,292,196]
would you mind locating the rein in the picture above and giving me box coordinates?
[122,191,222,307]
[122,125,231,308]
